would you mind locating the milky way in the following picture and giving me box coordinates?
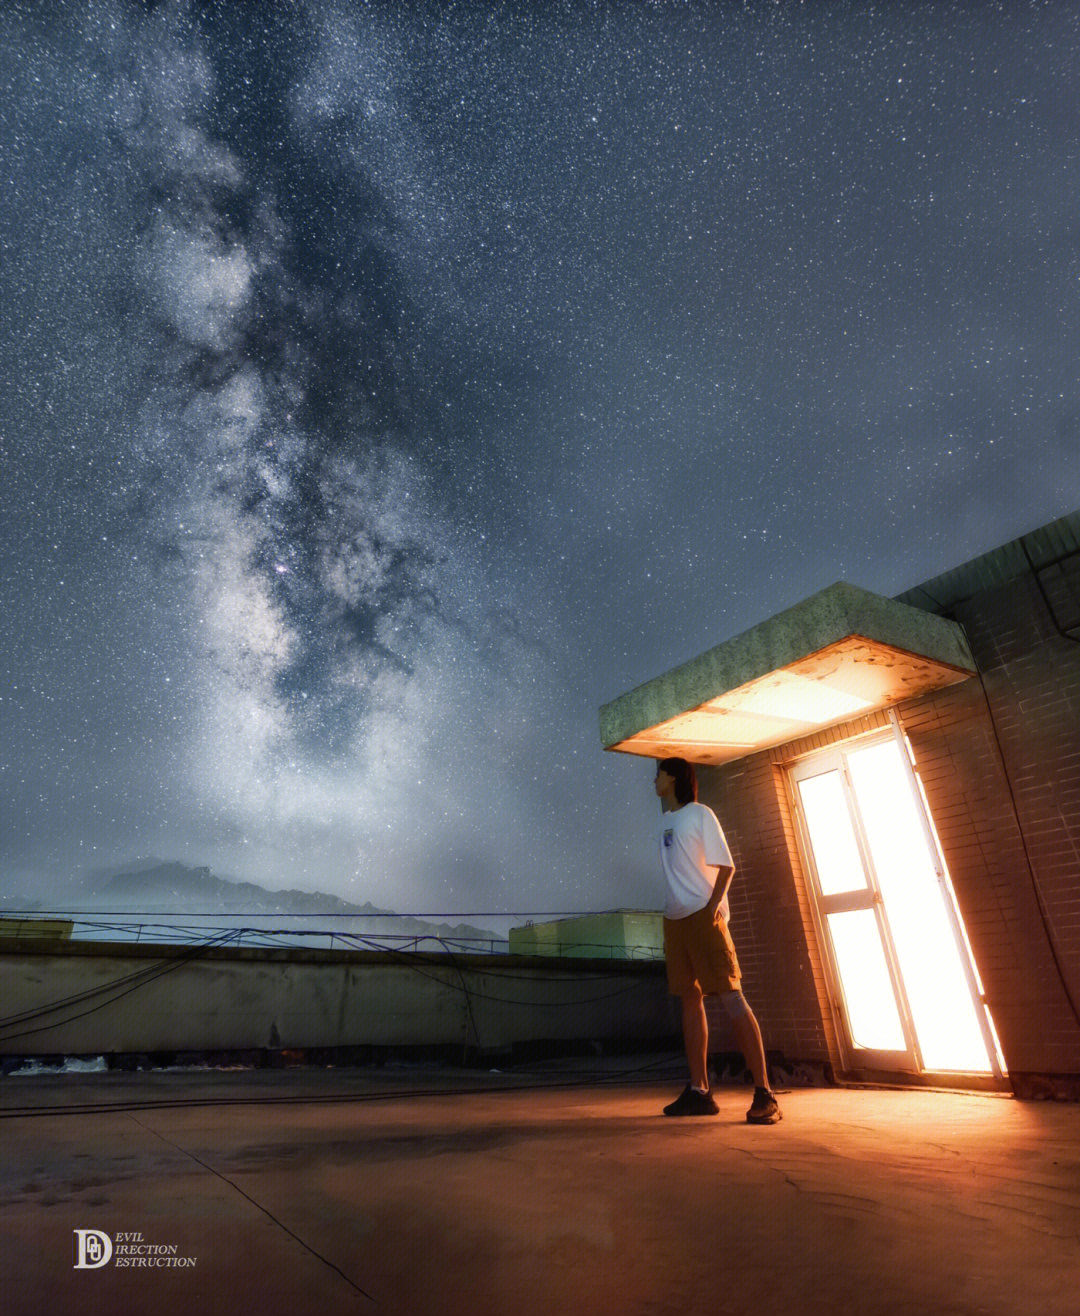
[2,1,1079,915]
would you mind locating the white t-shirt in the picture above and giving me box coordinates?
[657,802,734,920]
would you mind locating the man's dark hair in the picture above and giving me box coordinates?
[658,757,697,806]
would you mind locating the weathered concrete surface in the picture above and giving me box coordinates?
[598,580,976,756]
[1,1067,1078,1316]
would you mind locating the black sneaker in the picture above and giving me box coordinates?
[663,1085,719,1116]
[746,1088,782,1124]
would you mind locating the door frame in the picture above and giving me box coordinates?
[783,715,1003,1080]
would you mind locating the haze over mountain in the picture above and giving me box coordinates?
[5,861,500,945]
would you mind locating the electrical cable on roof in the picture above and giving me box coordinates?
[0,1057,704,1121]
[5,916,664,974]
[0,926,663,1050]
[2,908,628,919]
[0,930,240,1041]
[365,940,660,1008]
[0,928,237,1030]
[0,1040,788,1122]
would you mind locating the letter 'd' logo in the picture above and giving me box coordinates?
[73,1230,113,1269]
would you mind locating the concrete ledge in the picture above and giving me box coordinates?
[0,936,666,972]
[599,580,975,757]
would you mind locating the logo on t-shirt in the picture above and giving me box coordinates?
[662,827,674,849]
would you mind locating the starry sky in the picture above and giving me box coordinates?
[2,0,1079,918]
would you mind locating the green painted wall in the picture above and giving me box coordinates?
[509,911,664,960]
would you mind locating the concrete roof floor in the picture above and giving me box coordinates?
[1,1063,1078,1316]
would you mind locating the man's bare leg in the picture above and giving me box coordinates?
[726,998,769,1090]
[680,985,709,1089]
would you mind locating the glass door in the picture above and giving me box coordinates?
[790,726,1001,1077]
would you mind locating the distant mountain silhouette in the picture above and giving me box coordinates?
[0,893,42,912]
[84,861,499,945]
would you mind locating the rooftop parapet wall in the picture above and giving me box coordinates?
[0,918,72,940]
[897,509,1080,615]
[0,938,674,1057]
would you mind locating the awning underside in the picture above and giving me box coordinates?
[599,583,976,766]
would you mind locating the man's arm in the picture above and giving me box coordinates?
[705,864,734,920]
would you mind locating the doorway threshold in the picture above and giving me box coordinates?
[838,1069,1012,1096]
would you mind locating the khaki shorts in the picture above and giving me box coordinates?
[663,906,742,996]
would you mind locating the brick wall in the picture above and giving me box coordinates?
[697,564,1080,1083]
[900,569,1080,1077]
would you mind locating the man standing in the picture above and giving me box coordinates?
[654,756,781,1124]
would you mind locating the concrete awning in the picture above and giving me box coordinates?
[599,581,976,766]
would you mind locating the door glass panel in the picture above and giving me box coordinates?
[826,909,907,1051]
[796,770,868,895]
[846,739,993,1073]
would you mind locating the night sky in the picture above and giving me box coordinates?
[2,1,1079,918]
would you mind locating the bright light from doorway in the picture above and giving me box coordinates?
[827,909,907,1052]
[797,771,869,896]
[846,739,994,1074]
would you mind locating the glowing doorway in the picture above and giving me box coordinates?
[789,725,1002,1077]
